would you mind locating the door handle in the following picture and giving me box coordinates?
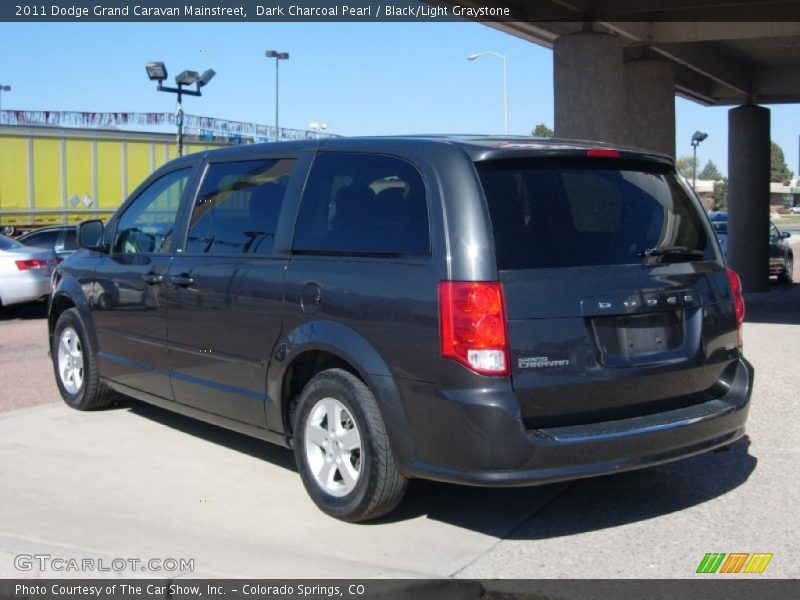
[141,273,163,285]
[170,274,195,287]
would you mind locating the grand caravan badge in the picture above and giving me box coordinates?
[518,356,570,369]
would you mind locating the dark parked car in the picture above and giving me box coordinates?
[769,221,793,283]
[709,215,793,283]
[712,220,729,256]
[17,225,79,262]
[49,137,752,521]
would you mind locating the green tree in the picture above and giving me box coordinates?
[771,141,794,183]
[698,160,723,181]
[712,178,728,210]
[532,123,554,138]
[675,156,696,181]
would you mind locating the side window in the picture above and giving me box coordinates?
[293,152,430,256]
[769,223,779,243]
[63,228,78,251]
[113,168,191,254]
[21,230,60,249]
[185,158,295,255]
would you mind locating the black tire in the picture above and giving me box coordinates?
[779,255,793,284]
[293,368,407,522]
[52,308,115,410]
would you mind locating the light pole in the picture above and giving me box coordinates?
[0,85,10,112]
[691,130,708,190]
[145,62,215,157]
[467,51,508,135]
[265,50,289,141]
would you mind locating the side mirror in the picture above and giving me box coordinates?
[78,220,107,251]
[780,231,791,239]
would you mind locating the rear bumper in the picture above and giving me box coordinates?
[0,271,52,306]
[399,357,753,486]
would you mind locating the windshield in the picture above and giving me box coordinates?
[476,159,713,270]
[0,235,23,250]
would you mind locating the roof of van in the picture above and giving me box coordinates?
[199,134,674,165]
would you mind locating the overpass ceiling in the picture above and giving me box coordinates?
[439,1,800,105]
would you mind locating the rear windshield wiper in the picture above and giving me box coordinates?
[640,245,704,260]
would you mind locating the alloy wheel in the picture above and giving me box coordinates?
[57,327,84,395]
[304,397,362,497]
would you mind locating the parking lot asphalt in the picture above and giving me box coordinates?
[0,303,55,413]
[0,279,798,579]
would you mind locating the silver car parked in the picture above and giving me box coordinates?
[0,235,56,309]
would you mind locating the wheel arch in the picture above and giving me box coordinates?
[48,275,97,351]
[268,319,415,469]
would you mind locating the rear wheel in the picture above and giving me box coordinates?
[293,368,407,522]
[52,308,115,410]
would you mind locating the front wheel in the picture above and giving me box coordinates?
[52,308,115,410]
[779,255,793,284]
[293,369,407,522]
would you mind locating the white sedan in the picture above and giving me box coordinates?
[0,235,57,309]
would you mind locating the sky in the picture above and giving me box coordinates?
[1,21,798,179]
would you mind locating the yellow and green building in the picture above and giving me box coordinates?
[0,125,224,232]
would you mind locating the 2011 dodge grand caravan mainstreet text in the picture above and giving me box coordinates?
[49,136,753,521]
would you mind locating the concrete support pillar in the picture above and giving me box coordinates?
[624,59,676,157]
[554,31,625,145]
[728,104,771,292]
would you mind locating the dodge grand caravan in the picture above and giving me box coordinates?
[49,136,753,521]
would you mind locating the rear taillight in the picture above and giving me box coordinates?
[15,259,48,271]
[439,281,509,375]
[726,268,745,348]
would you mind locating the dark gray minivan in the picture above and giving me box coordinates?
[49,136,752,521]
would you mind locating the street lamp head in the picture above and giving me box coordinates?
[266,50,289,60]
[175,70,200,86]
[1,85,10,92]
[468,51,505,61]
[197,69,216,87]
[692,130,708,144]
[145,61,168,82]
[265,50,278,58]
[277,52,289,60]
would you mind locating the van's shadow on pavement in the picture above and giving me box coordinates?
[117,398,756,539]
[118,399,297,471]
[386,436,756,540]
[0,302,48,321]
[745,281,800,325]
